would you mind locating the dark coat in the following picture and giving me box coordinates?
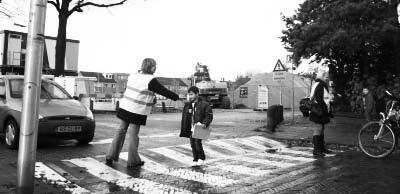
[179,99,213,138]
[310,79,330,124]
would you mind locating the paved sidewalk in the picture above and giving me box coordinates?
[258,113,367,146]
[0,154,66,193]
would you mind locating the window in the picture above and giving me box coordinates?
[239,87,248,98]
[104,83,108,87]
[9,79,71,99]
[0,79,5,97]
[95,87,102,93]
[105,74,114,79]
[111,84,116,88]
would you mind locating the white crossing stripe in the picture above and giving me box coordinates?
[232,156,296,168]
[207,140,247,155]
[229,138,270,151]
[90,138,113,145]
[246,136,287,148]
[149,147,194,165]
[178,144,230,158]
[65,157,192,194]
[35,162,92,194]
[119,152,239,187]
[279,148,314,157]
[260,152,315,162]
[215,164,272,176]
[90,133,180,145]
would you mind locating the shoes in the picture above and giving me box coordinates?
[105,158,113,165]
[197,159,205,166]
[312,135,325,157]
[191,161,199,167]
[127,161,145,168]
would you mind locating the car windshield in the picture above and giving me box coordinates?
[10,79,72,99]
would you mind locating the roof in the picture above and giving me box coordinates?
[156,77,188,87]
[79,71,116,84]
[0,30,80,43]
[237,72,310,88]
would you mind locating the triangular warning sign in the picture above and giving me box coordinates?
[273,59,287,72]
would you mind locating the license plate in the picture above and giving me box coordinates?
[55,126,82,133]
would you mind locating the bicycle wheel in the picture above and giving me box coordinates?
[358,121,397,158]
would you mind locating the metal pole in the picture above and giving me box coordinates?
[17,0,47,193]
[292,63,295,122]
[279,85,282,105]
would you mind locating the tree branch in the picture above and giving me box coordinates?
[68,0,127,16]
[48,0,60,12]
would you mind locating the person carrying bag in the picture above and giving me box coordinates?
[180,86,213,166]
[309,67,332,157]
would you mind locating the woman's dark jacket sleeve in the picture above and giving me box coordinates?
[314,83,326,107]
[148,78,179,101]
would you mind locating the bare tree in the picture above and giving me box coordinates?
[47,0,127,76]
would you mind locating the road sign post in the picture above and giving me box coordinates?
[273,59,287,105]
[17,0,47,193]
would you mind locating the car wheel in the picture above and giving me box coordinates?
[5,119,19,150]
[77,133,94,145]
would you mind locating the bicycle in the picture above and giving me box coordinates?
[358,90,399,158]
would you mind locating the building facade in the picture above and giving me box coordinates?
[0,30,79,76]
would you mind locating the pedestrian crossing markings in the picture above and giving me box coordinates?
[35,136,335,193]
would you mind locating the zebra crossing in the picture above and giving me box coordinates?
[34,136,335,193]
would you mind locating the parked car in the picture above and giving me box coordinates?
[299,97,310,117]
[0,75,95,149]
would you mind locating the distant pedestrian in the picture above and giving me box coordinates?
[309,67,332,157]
[362,88,376,122]
[180,86,213,166]
[106,58,180,168]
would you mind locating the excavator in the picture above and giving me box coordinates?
[191,63,230,109]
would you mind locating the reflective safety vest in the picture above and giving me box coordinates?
[119,73,156,115]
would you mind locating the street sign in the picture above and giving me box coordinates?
[257,85,269,109]
[273,59,287,72]
[273,71,286,81]
[273,59,287,81]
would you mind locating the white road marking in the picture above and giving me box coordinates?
[65,157,192,194]
[206,140,247,155]
[215,164,272,176]
[35,162,91,194]
[90,133,180,145]
[259,152,315,162]
[178,144,230,158]
[232,156,296,168]
[246,136,287,148]
[279,148,314,157]
[149,147,194,165]
[90,139,113,145]
[229,138,270,151]
[119,152,238,187]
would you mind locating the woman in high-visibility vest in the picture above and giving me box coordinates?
[106,58,180,168]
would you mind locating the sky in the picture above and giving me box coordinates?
[1,0,302,81]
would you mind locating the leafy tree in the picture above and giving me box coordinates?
[47,0,127,76]
[281,0,400,94]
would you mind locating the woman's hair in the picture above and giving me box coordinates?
[141,58,157,74]
[316,66,329,79]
